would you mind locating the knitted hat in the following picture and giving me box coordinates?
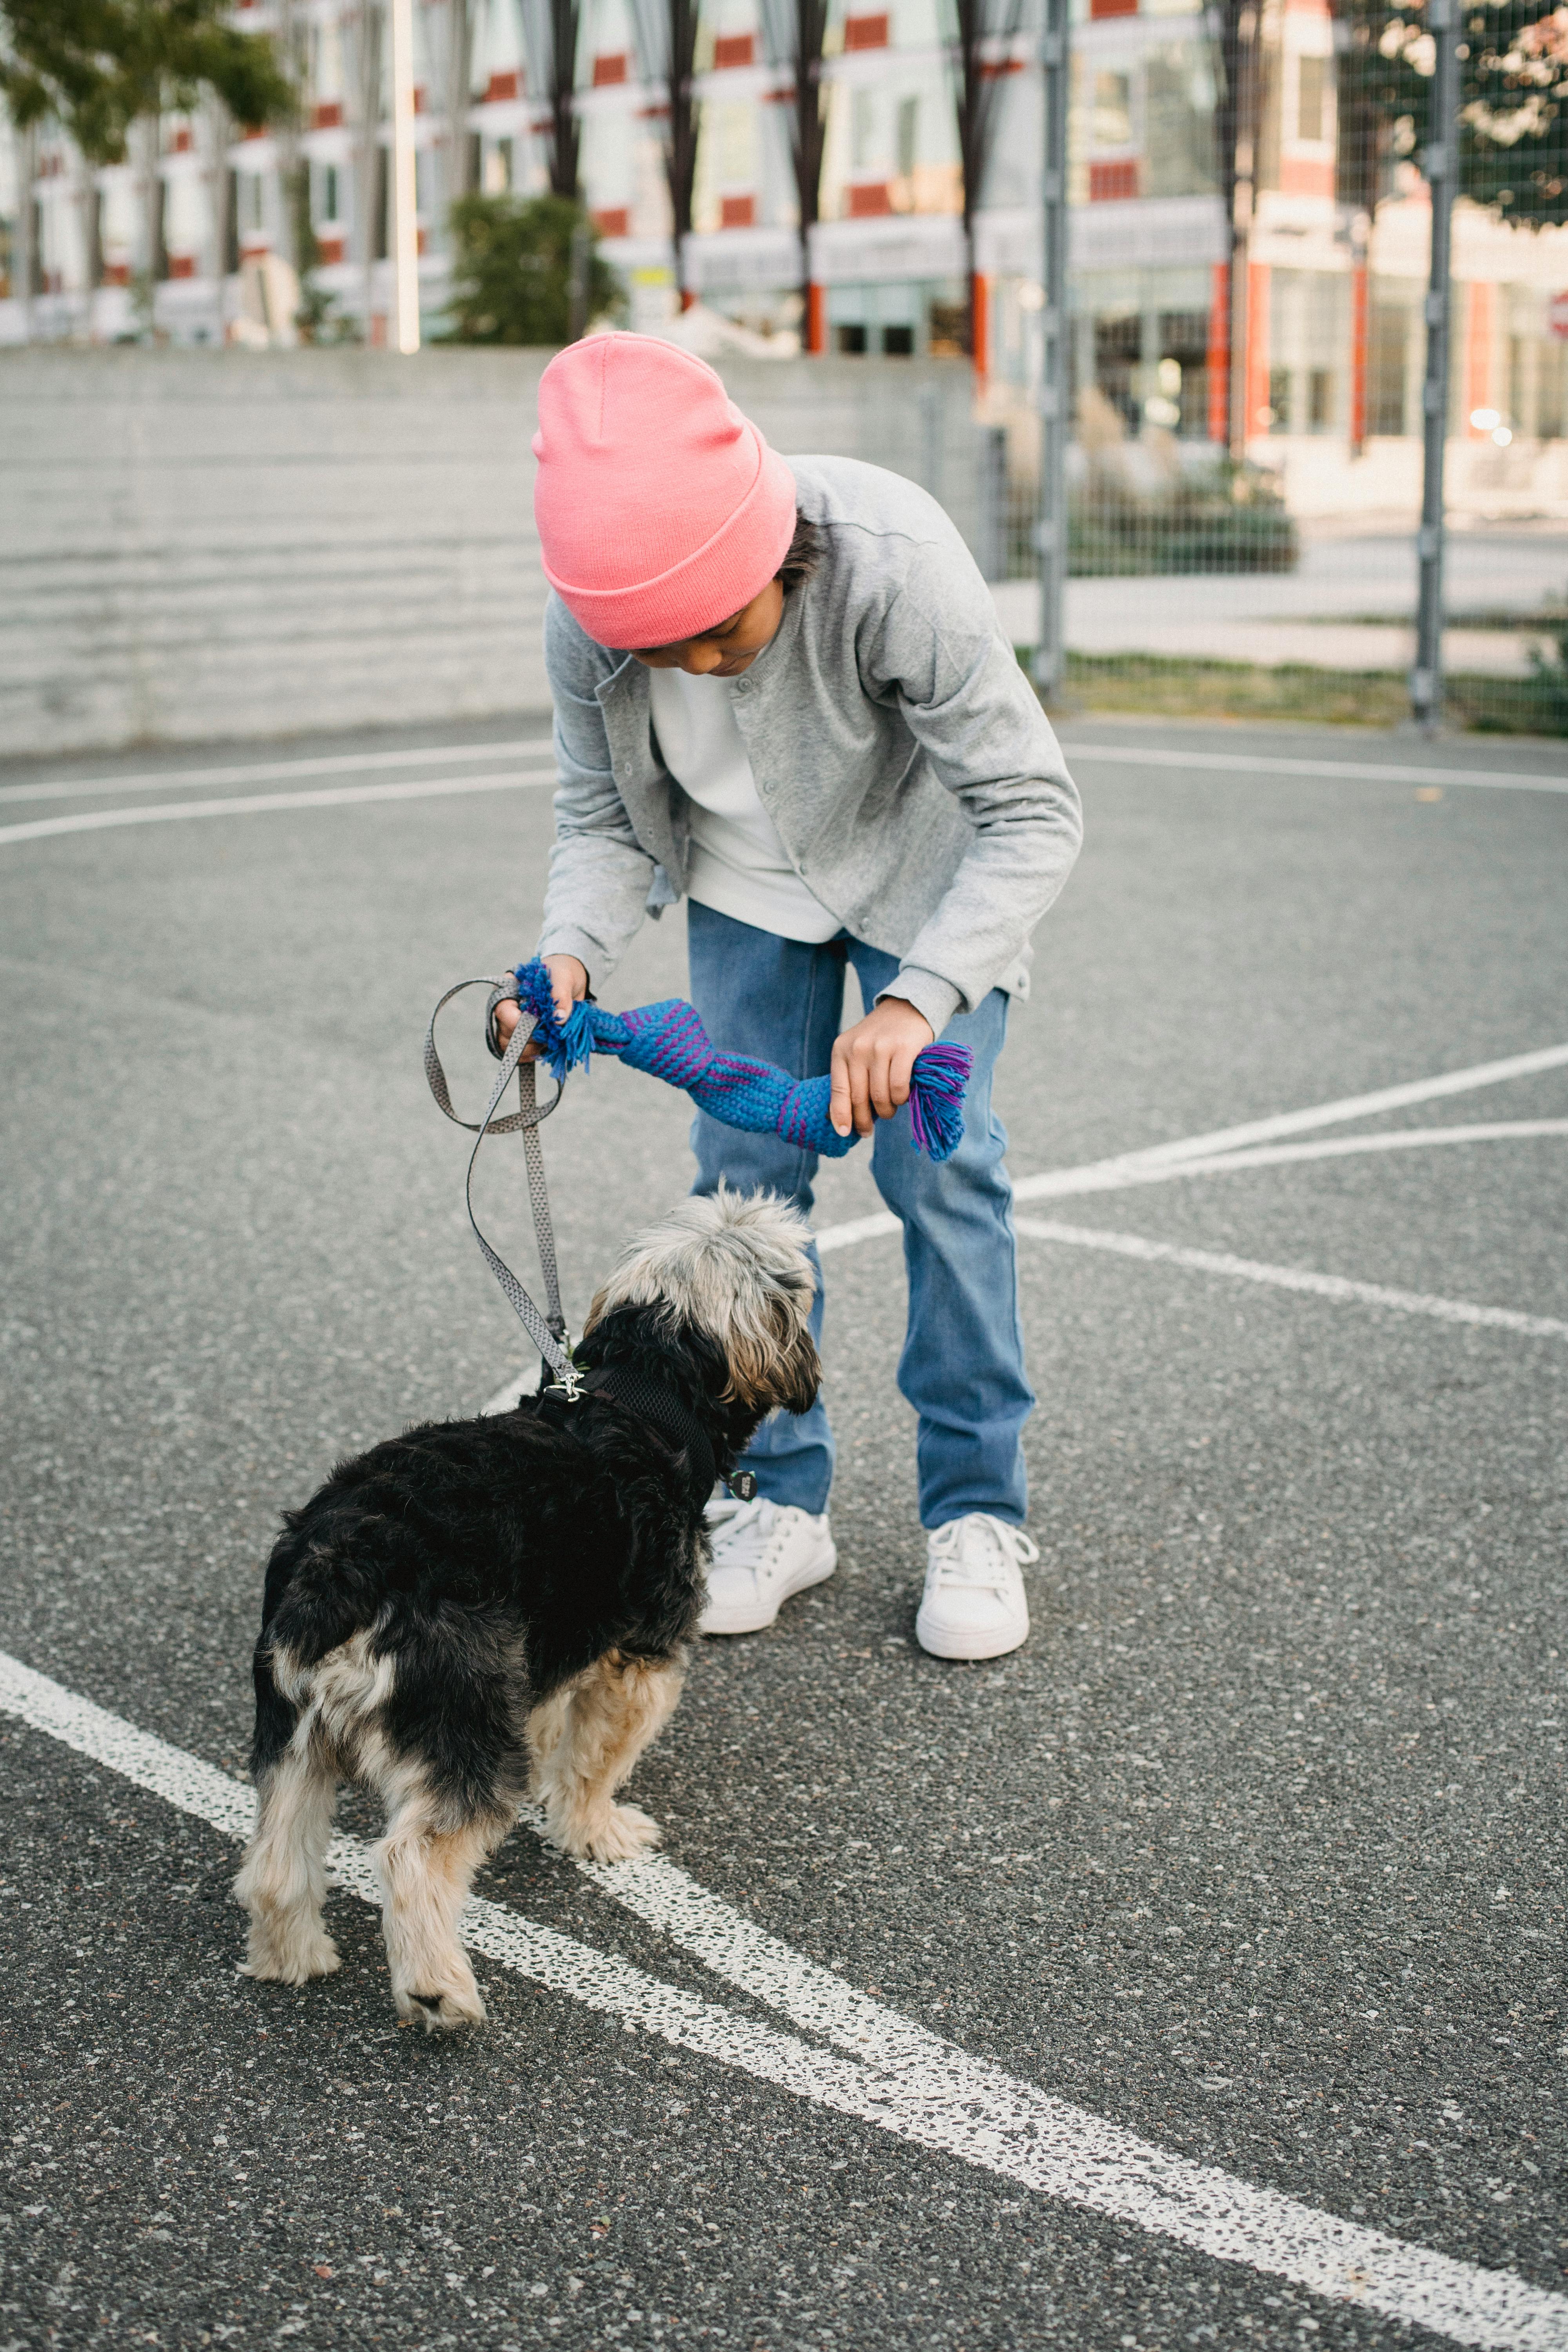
[532,333,798,649]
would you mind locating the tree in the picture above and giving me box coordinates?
[1458,0,1566,225]
[632,0,701,275]
[949,0,1027,360]
[443,191,621,342]
[1331,0,1567,229]
[0,0,293,163]
[760,0,829,341]
[521,0,582,198]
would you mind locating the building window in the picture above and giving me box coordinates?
[1091,70,1132,148]
[851,87,876,172]
[835,321,867,352]
[322,163,339,222]
[1308,367,1334,428]
[842,13,889,48]
[1368,299,1410,435]
[1268,365,1291,430]
[713,32,755,66]
[882,323,914,354]
[720,192,756,227]
[1094,311,1141,427]
[1296,54,1327,143]
[896,94,919,176]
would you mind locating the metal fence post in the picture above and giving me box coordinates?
[1033,0,1070,699]
[1411,0,1458,732]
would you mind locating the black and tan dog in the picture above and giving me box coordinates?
[234,1186,819,2030]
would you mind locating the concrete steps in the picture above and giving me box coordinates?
[0,346,985,756]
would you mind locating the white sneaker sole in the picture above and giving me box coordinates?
[914,1603,1030,1662]
[699,1535,838,1636]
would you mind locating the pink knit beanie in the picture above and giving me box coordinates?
[532,334,799,649]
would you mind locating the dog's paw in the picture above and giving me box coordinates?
[396,1979,487,2034]
[241,1927,341,1986]
[579,1802,663,1864]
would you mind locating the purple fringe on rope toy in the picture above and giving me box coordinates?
[514,959,971,1163]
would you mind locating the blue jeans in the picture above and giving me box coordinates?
[686,902,1033,1531]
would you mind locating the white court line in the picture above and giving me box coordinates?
[0,736,555,807]
[2,1646,1564,2351]
[1013,1217,1568,1339]
[815,1118,1568,1259]
[1014,1120,1568,1201]
[487,1120,1568,1403]
[1064,743,1568,797]
[824,1038,1568,1252]
[1013,1040,1568,1192]
[0,767,558,849]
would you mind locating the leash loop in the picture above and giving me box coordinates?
[424,978,577,1392]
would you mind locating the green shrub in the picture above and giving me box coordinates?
[442,194,623,346]
[1070,459,1299,577]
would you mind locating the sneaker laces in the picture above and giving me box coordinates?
[705,1496,784,1571]
[927,1515,1040,1592]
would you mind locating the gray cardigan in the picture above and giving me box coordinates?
[535,454,1083,1037]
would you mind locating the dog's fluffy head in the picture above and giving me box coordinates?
[585,1184,821,1418]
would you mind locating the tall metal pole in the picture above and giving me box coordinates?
[1032,0,1069,698]
[1411,0,1458,731]
[388,0,421,353]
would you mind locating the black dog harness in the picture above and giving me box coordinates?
[546,1363,721,1498]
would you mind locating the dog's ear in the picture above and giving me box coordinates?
[772,1319,823,1419]
[724,1293,821,1418]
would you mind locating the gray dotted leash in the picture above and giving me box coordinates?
[423,978,579,1397]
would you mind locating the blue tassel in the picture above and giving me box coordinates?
[906,1042,971,1163]
[512,958,595,1083]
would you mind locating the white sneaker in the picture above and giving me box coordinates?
[916,1514,1038,1660]
[698,1495,837,1636]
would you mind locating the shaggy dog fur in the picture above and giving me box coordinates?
[234,1186,820,2030]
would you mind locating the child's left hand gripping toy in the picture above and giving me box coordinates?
[510,958,972,1163]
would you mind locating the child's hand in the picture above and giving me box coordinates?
[494,955,588,1059]
[829,996,936,1138]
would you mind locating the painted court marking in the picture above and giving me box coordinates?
[1064,743,1568,797]
[1013,1040,1568,1190]
[806,1043,1568,1341]
[0,766,559,849]
[479,1055,1568,1406]
[1008,1121,1568,1199]
[0,736,556,808]
[1012,1218,1568,1339]
[2,1648,1564,2351]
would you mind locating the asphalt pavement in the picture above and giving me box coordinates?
[1,711,1565,2352]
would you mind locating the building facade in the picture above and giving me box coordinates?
[2,0,1564,506]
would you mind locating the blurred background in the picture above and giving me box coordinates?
[1,0,1564,751]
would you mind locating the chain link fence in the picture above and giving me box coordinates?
[985,0,1568,740]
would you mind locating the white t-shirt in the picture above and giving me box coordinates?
[647,665,841,945]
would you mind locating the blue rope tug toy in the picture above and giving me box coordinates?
[512,956,972,1163]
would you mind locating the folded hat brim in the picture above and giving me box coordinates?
[543,430,799,652]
